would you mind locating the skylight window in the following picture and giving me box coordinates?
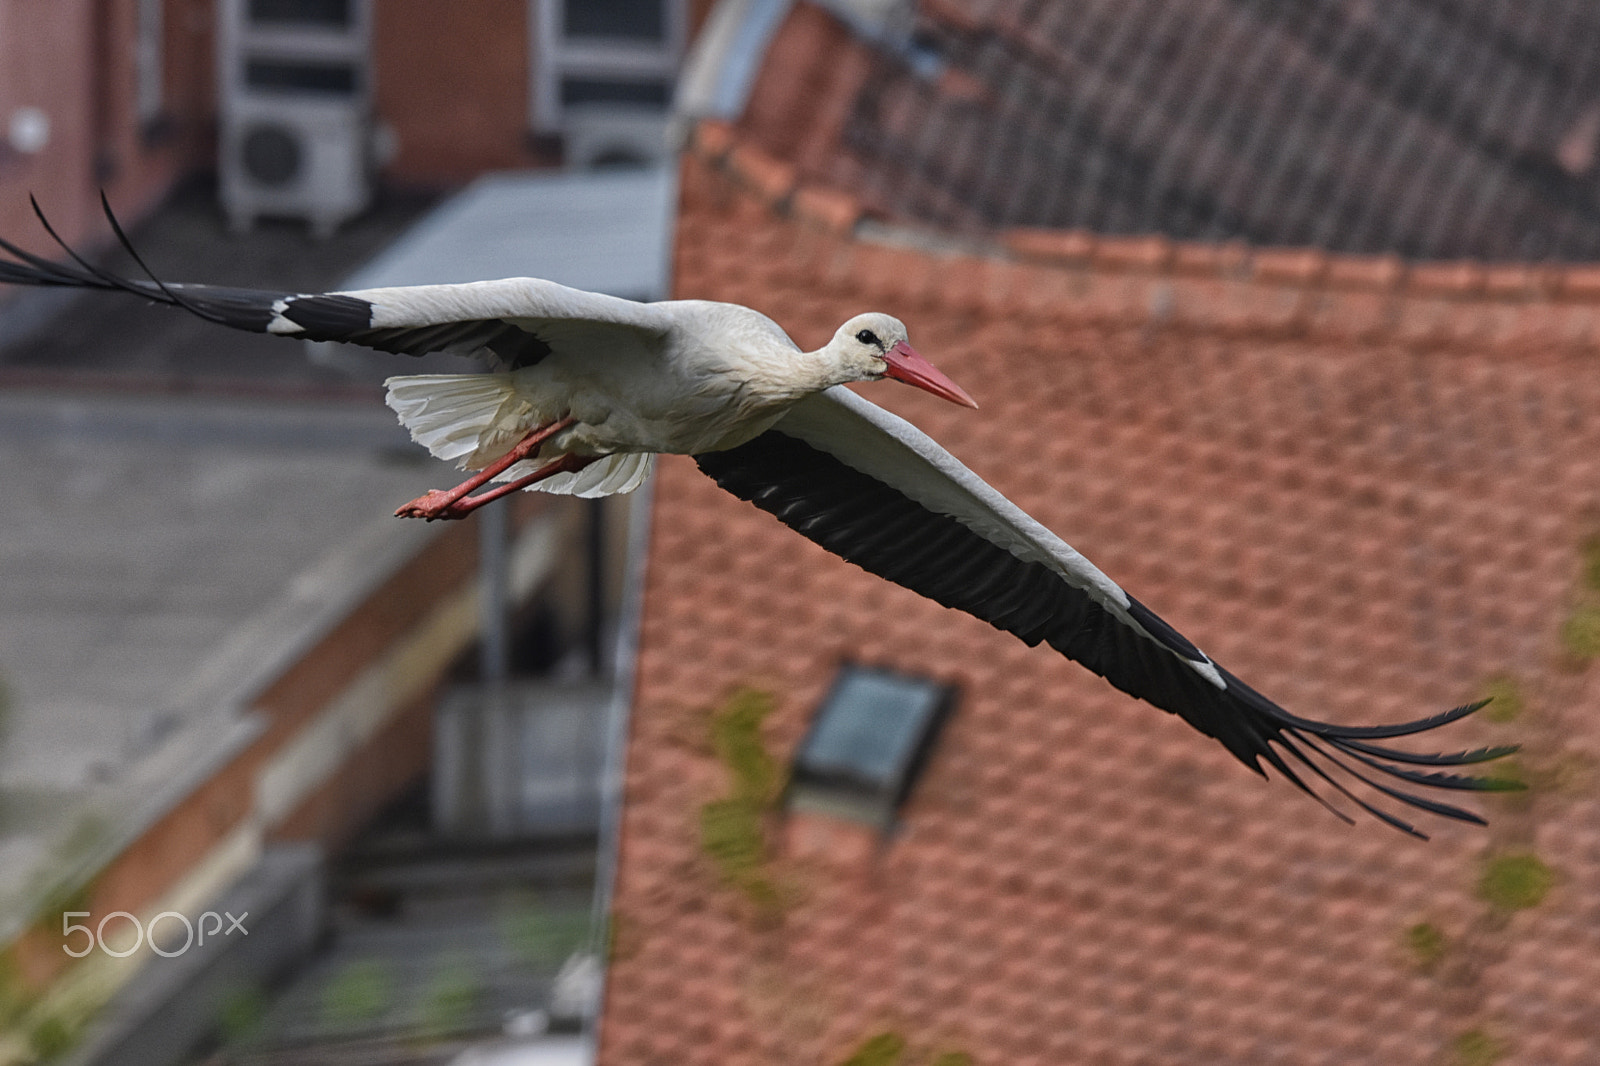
[787,664,957,831]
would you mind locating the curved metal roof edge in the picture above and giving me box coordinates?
[676,0,796,121]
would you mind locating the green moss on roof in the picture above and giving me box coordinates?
[711,688,783,805]
[1478,674,1525,724]
[1561,601,1600,661]
[1450,1027,1508,1066]
[837,1031,906,1066]
[1404,920,1448,972]
[1581,533,1600,592]
[1477,853,1554,912]
[699,689,786,914]
[700,797,782,910]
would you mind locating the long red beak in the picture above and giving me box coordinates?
[881,340,979,408]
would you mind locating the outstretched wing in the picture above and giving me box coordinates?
[0,198,670,368]
[693,387,1520,838]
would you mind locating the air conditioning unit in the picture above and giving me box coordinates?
[217,0,373,237]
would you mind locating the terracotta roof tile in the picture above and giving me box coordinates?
[602,146,1600,1066]
[789,183,860,234]
[1325,252,1407,289]
[1252,247,1330,284]
[1092,234,1174,272]
[1003,226,1096,264]
[1558,265,1600,300]
[1410,260,1490,295]
[690,118,737,162]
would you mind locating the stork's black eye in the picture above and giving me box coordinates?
[856,329,882,347]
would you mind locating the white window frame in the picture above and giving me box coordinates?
[529,0,686,132]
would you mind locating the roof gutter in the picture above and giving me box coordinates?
[674,0,795,123]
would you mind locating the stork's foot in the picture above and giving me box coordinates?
[395,453,601,521]
[393,416,579,521]
[395,489,473,521]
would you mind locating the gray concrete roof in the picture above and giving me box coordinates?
[0,183,448,922]
[0,385,441,916]
[339,168,675,298]
[0,166,676,937]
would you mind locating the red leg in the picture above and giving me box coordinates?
[394,416,575,519]
[399,454,601,521]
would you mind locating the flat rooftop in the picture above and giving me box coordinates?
[0,385,441,913]
[0,181,448,924]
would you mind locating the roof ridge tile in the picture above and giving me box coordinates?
[687,121,1600,353]
[1324,253,1408,290]
[791,184,862,235]
[725,142,798,207]
[1173,240,1253,277]
[1558,266,1600,300]
[1092,234,1175,271]
[1408,260,1488,296]
[1001,227,1095,263]
[690,118,737,164]
[1253,248,1329,285]
[1482,264,1554,298]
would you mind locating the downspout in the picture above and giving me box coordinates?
[584,468,656,1053]
[91,0,120,185]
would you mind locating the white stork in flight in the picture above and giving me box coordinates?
[0,199,1519,837]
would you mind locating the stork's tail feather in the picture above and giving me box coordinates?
[384,373,652,497]
[385,372,532,468]
[496,452,654,497]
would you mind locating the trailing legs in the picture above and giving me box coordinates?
[394,417,592,520]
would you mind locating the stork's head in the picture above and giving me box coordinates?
[827,313,978,408]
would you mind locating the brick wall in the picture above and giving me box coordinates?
[372,0,550,185]
[0,0,214,251]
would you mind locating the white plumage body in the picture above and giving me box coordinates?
[379,288,845,497]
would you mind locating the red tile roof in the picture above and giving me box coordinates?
[603,2,1600,1058]
[726,0,1600,261]
[598,134,1600,1062]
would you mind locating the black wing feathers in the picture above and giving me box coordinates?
[1124,596,1206,662]
[695,429,1519,838]
[276,293,372,336]
[336,320,552,366]
[0,198,551,366]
